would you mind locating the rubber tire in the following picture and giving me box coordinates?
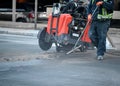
[16,18,27,22]
[56,46,61,52]
[38,28,52,51]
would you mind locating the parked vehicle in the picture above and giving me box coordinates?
[0,2,34,23]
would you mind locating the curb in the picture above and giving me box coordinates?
[0,27,40,37]
[0,21,47,29]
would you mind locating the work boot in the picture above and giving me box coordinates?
[97,55,104,60]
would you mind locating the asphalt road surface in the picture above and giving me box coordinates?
[0,34,56,62]
[0,33,120,86]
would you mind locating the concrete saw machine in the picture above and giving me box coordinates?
[37,3,89,52]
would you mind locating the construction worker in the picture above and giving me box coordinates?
[87,0,114,60]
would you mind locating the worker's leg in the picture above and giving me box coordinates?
[96,20,110,56]
[89,21,98,48]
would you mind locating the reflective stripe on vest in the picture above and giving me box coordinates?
[97,6,113,19]
[92,0,113,19]
[97,13,113,19]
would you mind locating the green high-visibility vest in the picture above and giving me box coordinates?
[92,0,113,19]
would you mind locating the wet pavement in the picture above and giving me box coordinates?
[0,24,120,86]
[0,50,120,86]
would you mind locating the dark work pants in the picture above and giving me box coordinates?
[88,20,111,56]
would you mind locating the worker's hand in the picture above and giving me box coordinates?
[87,14,92,22]
[96,1,103,6]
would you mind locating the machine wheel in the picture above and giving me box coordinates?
[56,44,73,52]
[79,46,85,52]
[56,46,61,52]
[79,43,87,52]
[55,43,62,52]
[38,28,52,51]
